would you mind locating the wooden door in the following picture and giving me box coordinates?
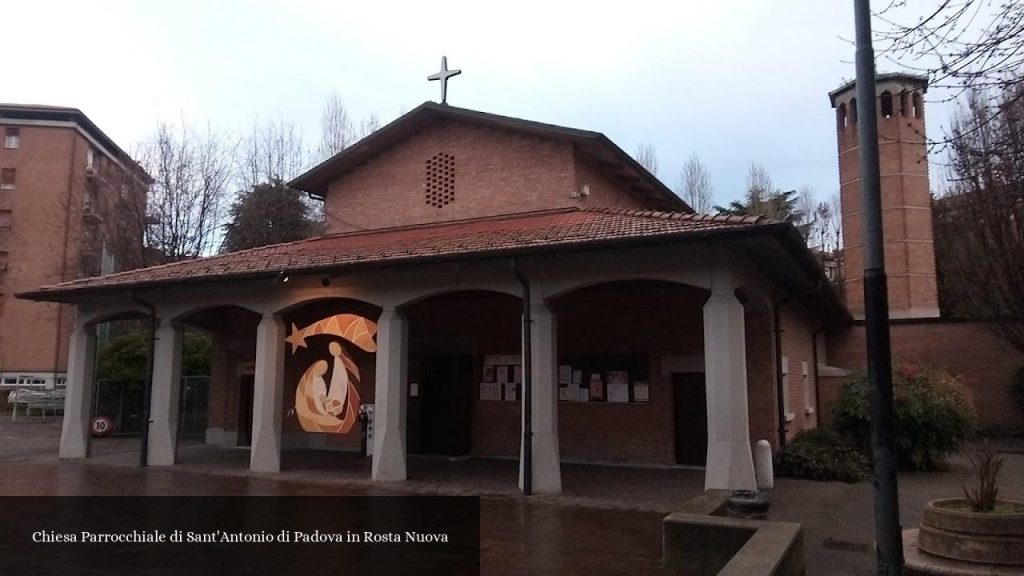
[673,373,707,466]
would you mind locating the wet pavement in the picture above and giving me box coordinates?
[2,418,1023,575]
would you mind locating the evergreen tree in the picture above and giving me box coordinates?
[221,180,319,252]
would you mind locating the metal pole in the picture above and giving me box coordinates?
[853,1,903,573]
[512,260,532,496]
[135,296,157,468]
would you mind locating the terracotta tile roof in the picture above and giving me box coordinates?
[18,208,778,300]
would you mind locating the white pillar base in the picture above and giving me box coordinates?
[59,323,96,459]
[372,308,408,482]
[702,269,757,492]
[519,299,562,495]
[148,321,183,466]
[251,314,285,473]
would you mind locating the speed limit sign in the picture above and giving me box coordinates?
[90,416,113,437]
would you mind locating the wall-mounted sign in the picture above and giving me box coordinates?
[289,314,378,434]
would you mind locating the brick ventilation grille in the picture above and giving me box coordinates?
[425,153,455,208]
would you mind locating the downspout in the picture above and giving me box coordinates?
[772,297,796,448]
[133,293,157,468]
[511,259,532,496]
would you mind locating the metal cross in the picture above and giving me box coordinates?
[427,56,462,105]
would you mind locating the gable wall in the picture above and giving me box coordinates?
[323,119,652,233]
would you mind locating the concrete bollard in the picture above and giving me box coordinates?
[754,439,774,491]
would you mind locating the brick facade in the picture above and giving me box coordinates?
[0,111,146,387]
[324,118,646,233]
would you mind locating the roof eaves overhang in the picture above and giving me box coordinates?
[18,223,851,328]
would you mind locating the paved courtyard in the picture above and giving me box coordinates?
[1,418,1022,574]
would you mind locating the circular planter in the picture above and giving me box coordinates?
[918,498,1024,566]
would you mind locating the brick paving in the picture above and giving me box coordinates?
[2,419,1023,575]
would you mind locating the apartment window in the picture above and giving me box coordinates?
[781,356,794,422]
[802,361,814,414]
[0,210,10,228]
[86,148,97,171]
[4,127,19,149]
[0,168,14,189]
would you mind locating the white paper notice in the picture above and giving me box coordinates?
[607,383,629,403]
[480,383,502,401]
[634,381,650,402]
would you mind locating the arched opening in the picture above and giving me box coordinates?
[549,280,710,469]
[401,290,521,484]
[82,311,151,458]
[880,91,894,118]
[912,92,924,119]
[174,305,262,461]
[276,297,382,472]
[899,90,909,117]
[837,103,848,129]
[849,98,859,124]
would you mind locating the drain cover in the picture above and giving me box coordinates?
[823,537,871,554]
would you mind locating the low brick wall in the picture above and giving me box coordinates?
[663,490,805,576]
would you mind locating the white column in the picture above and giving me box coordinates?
[148,320,183,466]
[59,322,96,459]
[251,313,285,472]
[519,299,562,494]
[702,268,757,491]
[372,307,408,481]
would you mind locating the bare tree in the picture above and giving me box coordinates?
[140,120,234,262]
[634,143,659,176]
[744,163,774,215]
[934,85,1024,353]
[238,113,309,191]
[678,154,714,213]
[876,1,1024,95]
[316,94,384,163]
[317,94,354,162]
[358,113,381,140]
[874,1,1024,148]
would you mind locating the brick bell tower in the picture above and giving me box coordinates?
[828,73,940,319]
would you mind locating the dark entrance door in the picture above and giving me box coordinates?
[673,372,707,466]
[237,375,254,447]
[407,355,472,456]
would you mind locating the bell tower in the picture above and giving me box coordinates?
[828,73,940,319]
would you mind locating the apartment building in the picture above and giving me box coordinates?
[0,104,149,389]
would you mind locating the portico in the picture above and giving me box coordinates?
[19,102,844,497]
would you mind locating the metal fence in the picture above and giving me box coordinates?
[91,376,209,438]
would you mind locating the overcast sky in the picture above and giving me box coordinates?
[4,0,956,208]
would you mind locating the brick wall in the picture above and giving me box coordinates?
[745,308,778,449]
[779,305,820,439]
[323,119,651,234]
[826,320,1024,432]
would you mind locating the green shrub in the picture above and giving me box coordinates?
[833,364,976,471]
[1011,366,1024,417]
[775,428,870,483]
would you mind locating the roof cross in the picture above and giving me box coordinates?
[427,56,461,105]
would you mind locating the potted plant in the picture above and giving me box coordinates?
[917,440,1024,566]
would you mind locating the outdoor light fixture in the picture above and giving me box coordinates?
[276,270,290,283]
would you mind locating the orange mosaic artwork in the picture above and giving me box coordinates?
[289,314,378,434]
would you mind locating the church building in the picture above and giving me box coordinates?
[18,73,1023,494]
